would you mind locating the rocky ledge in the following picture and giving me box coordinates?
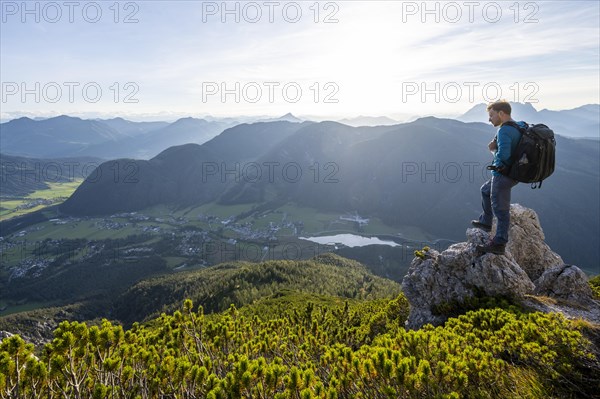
[402,204,599,329]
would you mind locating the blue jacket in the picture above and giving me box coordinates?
[492,121,525,177]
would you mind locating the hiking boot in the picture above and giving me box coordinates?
[476,241,506,255]
[471,220,492,232]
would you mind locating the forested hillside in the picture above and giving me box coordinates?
[2,292,599,398]
[113,253,401,325]
[1,256,599,398]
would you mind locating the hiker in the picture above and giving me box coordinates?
[471,100,524,255]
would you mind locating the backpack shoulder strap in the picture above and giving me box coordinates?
[499,121,527,167]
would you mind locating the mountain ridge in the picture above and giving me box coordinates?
[0,115,233,159]
[57,117,600,272]
[458,102,600,138]
[1,252,598,398]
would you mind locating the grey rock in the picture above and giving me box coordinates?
[402,238,534,330]
[534,264,594,305]
[521,296,600,325]
[505,204,563,281]
[402,204,594,329]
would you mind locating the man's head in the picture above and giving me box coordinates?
[486,100,512,127]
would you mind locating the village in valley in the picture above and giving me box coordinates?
[0,208,382,286]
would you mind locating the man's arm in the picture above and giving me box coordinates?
[493,126,513,168]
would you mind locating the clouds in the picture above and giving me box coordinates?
[1,0,598,120]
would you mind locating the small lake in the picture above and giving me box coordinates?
[300,234,401,248]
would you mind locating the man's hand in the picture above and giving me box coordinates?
[488,138,498,152]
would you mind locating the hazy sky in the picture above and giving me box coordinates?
[1,0,599,121]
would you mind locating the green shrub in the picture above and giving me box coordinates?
[1,292,597,399]
[589,275,600,299]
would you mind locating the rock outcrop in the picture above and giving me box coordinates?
[402,204,598,329]
[534,264,594,304]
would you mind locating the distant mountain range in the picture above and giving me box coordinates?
[1,116,125,158]
[0,115,237,159]
[83,117,236,159]
[337,115,400,127]
[0,113,313,159]
[259,112,303,123]
[59,117,600,273]
[2,104,596,161]
[458,103,600,138]
[96,117,169,137]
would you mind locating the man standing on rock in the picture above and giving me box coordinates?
[471,100,523,255]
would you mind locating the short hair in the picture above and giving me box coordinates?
[486,100,511,115]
